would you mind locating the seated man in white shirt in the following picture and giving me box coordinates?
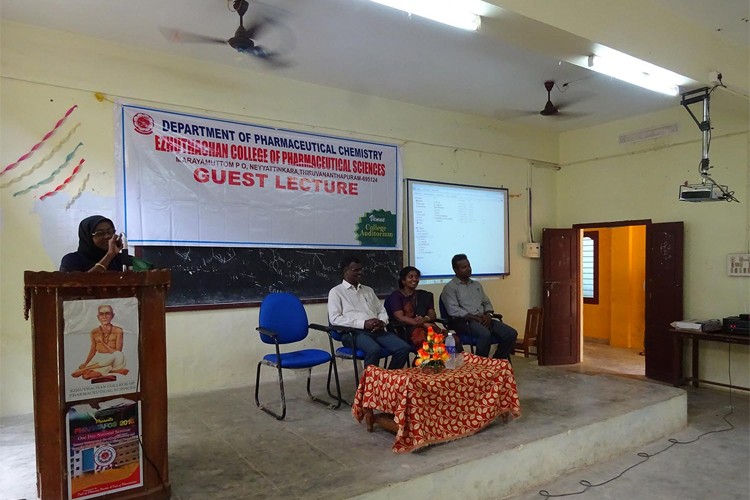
[327,256,411,370]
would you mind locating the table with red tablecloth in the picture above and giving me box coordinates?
[352,353,521,453]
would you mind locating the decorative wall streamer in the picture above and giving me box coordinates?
[65,173,91,209]
[13,143,84,197]
[1,104,78,176]
[40,159,85,200]
[0,123,81,188]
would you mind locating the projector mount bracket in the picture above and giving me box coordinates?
[679,87,739,202]
[680,87,711,178]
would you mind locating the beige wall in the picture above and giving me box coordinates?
[2,20,748,416]
[558,98,749,388]
[0,22,557,416]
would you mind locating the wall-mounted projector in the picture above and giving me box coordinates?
[678,182,728,202]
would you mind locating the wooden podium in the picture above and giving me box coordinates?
[24,270,172,500]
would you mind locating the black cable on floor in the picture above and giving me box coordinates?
[538,341,737,498]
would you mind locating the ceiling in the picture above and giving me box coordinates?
[1,0,748,132]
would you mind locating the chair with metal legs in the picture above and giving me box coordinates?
[255,293,342,420]
[321,326,389,403]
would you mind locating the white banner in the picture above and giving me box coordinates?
[115,104,400,249]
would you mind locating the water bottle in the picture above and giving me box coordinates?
[445,331,456,369]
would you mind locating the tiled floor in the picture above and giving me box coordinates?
[2,343,747,500]
[577,341,646,378]
[507,342,749,499]
[509,384,749,500]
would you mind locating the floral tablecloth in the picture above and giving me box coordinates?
[352,353,521,453]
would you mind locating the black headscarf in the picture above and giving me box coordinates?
[77,215,114,262]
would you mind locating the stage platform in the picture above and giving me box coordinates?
[2,356,687,499]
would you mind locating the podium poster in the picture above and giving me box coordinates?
[63,298,140,402]
[66,398,143,500]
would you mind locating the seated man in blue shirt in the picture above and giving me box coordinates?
[440,254,517,359]
[327,256,410,370]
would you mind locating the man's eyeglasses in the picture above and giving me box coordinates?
[92,229,116,238]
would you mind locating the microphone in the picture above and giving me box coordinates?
[120,233,132,271]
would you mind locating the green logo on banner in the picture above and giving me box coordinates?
[355,210,397,247]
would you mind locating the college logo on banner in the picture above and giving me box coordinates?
[115,104,401,249]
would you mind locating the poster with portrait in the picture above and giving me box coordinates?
[66,398,143,499]
[63,297,140,402]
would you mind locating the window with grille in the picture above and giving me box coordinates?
[582,232,599,304]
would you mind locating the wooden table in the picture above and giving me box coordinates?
[352,353,521,453]
[671,329,749,391]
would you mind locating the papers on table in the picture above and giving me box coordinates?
[670,319,722,332]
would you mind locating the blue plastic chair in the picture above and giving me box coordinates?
[255,293,342,420]
[324,327,390,398]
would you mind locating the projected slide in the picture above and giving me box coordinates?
[407,180,509,278]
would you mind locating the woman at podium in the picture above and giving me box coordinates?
[60,215,128,272]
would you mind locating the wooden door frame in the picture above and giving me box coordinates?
[572,219,651,230]
[541,228,581,365]
[644,222,685,383]
[544,218,682,369]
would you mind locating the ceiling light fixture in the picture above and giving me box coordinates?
[368,0,481,31]
[587,53,684,96]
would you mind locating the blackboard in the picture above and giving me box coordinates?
[136,246,402,309]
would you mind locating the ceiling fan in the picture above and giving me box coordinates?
[159,0,293,67]
[495,79,590,121]
[533,79,592,119]
[539,80,561,116]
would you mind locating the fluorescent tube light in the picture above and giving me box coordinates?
[587,53,683,96]
[369,0,481,31]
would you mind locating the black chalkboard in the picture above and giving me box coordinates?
[136,246,402,309]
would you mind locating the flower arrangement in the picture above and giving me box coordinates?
[414,326,448,372]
